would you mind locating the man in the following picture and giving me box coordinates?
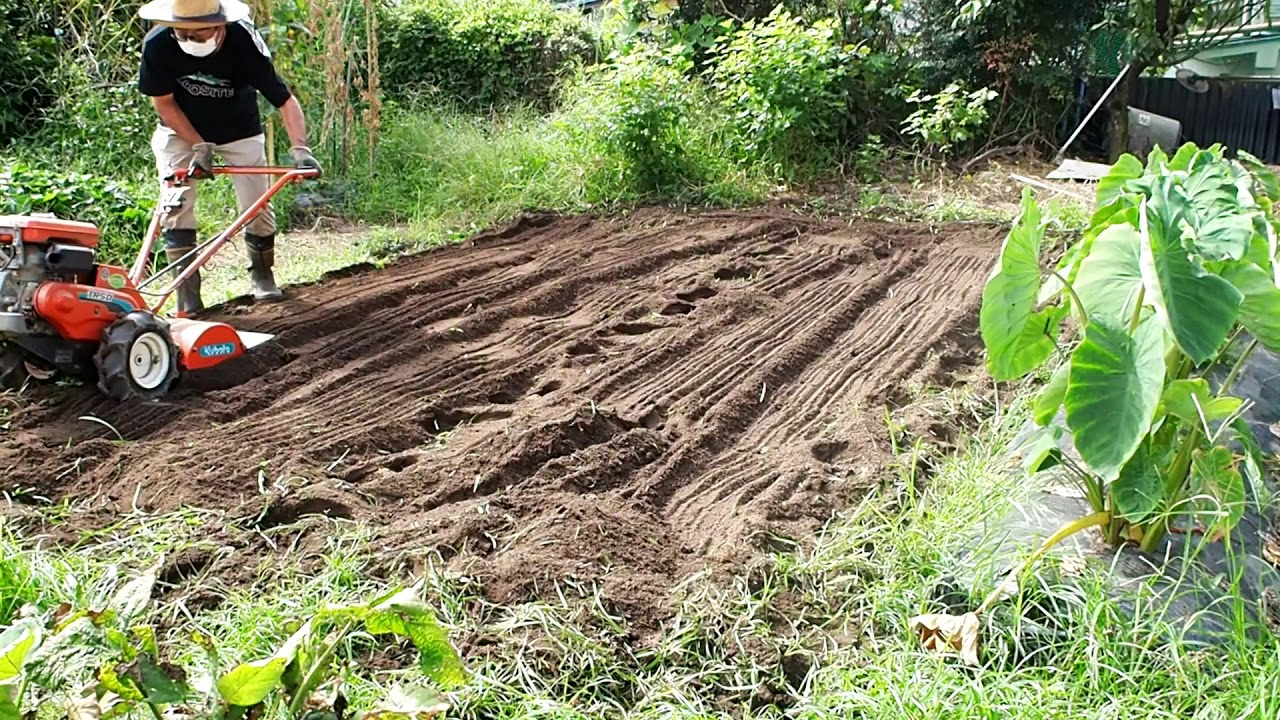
[136,0,321,316]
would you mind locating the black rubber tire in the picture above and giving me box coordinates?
[0,344,28,391]
[94,312,180,401]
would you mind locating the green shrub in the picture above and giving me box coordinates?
[0,162,153,265]
[901,82,998,156]
[0,0,59,144]
[561,42,738,200]
[706,7,854,170]
[380,0,598,110]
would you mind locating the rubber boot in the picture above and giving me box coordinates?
[245,233,283,301]
[164,229,203,317]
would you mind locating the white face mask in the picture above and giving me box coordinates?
[176,31,220,57]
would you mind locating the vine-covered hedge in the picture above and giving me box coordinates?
[380,0,598,110]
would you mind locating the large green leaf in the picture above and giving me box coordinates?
[1065,314,1166,480]
[1241,221,1274,273]
[1096,154,1143,207]
[1168,143,1199,172]
[1159,378,1244,427]
[1192,214,1253,262]
[0,623,38,682]
[1145,145,1170,174]
[1182,157,1254,261]
[1182,157,1237,209]
[1084,197,1138,241]
[980,188,1059,381]
[1067,204,1141,312]
[1138,191,1242,365]
[217,657,288,708]
[1033,361,1070,426]
[1192,446,1246,534]
[1238,150,1280,202]
[1223,262,1280,352]
[1013,425,1064,476]
[1113,440,1163,523]
[1073,223,1143,325]
[0,693,18,720]
[365,591,467,690]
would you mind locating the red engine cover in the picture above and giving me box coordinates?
[32,270,147,343]
[0,215,101,248]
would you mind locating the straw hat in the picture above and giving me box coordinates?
[138,0,250,29]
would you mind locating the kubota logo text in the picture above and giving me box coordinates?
[198,343,237,358]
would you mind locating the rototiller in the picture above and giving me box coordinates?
[0,165,318,401]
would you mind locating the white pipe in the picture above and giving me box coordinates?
[1055,63,1132,163]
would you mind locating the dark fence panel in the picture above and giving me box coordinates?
[1079,76,1280,163]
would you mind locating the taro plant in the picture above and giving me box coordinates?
[0,564,465,718]
[913,142,1280,665]
[985,142,1276,552]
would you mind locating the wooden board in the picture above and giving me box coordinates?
[1046,158,1113,181]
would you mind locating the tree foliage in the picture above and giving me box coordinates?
[1090,0,1269,158]
[903,0,1109,149]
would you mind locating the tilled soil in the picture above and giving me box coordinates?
[2,207,1002,623]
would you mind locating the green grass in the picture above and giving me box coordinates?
[784,396,1280,720]
[5,374,1277,719]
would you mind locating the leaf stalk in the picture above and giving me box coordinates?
[976,511,1111,615]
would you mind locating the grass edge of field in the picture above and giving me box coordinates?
[6,363,1279,718]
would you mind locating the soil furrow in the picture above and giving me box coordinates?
[1,208,1003,626]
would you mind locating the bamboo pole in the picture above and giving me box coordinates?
[251,0,277,165]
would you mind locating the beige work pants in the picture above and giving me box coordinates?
[150,126,277,237]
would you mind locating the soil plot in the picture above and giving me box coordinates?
[2,208,1001,619]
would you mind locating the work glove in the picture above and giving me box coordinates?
[188,142,215,179]
[290,145,323,176]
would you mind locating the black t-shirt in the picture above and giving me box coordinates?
[138,20,292,145]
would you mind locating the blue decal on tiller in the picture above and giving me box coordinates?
[77,291,134,314]
[198,343,237,358]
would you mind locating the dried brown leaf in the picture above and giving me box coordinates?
[910,612,980,667]
[23,362,53,381]
[1059,554,1087,578]
[304,676,347,719]
[50,603,73,624]
[62,684,121,720]
[1262,531,1280,567]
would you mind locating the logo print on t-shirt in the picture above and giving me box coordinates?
[178,72,235,99]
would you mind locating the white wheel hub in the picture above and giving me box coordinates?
[129,332,172,390]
